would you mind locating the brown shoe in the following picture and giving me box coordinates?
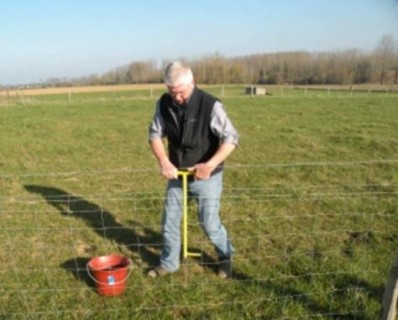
[147,266,171,278]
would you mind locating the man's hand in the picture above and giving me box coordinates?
[187,144,236,180]
[160,158,178,180]
[188,162,215,180]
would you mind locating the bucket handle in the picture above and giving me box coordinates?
[86,258,133,286]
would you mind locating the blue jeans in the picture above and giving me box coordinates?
[160,171,234,272]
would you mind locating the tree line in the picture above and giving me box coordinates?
[34,34,398,88]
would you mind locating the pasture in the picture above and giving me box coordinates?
[0,85,397,319]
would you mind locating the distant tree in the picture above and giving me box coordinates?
[35,35,398,88]
[46,77,72,87]
[101,70,118,85]
[354,60,372,84]
[198,53,226,84]
[127,60,159,83]
[339,49,361,84]
[226,59,248,84]
[86,74,101,86]
[373,34,396,84]
[392,38,398,84]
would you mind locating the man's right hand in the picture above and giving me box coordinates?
[160,158,178,180]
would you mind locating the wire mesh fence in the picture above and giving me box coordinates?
[1,161,397,319]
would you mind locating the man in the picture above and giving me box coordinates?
[148,61,239,279]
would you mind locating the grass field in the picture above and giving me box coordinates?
[0,85,397,319]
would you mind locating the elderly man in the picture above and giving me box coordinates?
[148,61,239,279]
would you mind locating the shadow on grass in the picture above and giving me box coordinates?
[191,250,379,318]
[24,185,161,273]
[60,257,94,289]
[224,270,371,319]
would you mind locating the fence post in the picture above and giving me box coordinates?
[381,255,398,320]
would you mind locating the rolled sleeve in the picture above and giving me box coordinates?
[148,101,165,141]
[211,101,239,145]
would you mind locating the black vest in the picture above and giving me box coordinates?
[159,87,222,171]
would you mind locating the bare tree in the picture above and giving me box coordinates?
[34,35,398,88]
[127,60,159,83]
[392,38,398,84]
[374,34,396,84]
[199,53,226,84]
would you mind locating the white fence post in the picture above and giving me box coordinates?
[381,255,398,320]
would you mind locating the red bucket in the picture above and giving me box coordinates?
[87,255,132,296]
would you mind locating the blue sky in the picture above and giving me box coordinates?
[1,0,397,85]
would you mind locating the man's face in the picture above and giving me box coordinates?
[167,82,193,106]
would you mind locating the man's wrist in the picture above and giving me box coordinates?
[159,157,170,166]
[206,160,217,171]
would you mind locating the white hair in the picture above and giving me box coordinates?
[163,61,194,87]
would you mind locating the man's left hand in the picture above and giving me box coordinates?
[188,162,215,180]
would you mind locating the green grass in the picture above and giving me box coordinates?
[0,86,397,319]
